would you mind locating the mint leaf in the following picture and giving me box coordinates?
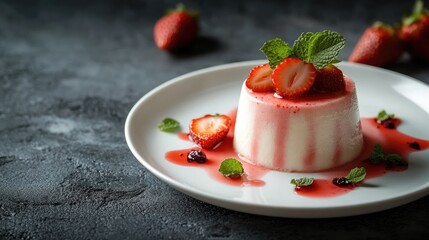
[386,154,408,168]
[345,167,366,184]
[260,38,293,69]
[290,177,314,187]
[158,118,180,132]
[330,59,342,64]
[369,144,408,168]
[369,144,385,164]
[377,110,395,122]
[218,158,244,178]
[293,32,315,61]
[307,30,346,69]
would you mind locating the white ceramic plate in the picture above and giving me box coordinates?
[125,60,429,218]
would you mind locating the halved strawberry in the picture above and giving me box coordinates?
[245,63,273,92]
[189,114,231,149]
[312,64,345,93]
[271,58,316,98]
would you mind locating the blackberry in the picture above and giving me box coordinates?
[187,150,207,163]
[409,141,421,150]
[382,119,396,129]
[332,177,351,187]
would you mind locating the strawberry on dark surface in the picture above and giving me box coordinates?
[348,22,404,67]
[153,4,198,51]
[271,58,316,99]
[312,64,345,93]
[399,0,429,62]
[189,114,231,149]
[245,63,274,92]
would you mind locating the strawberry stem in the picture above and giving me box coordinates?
[166,3,199,19]
[413,0,424,15]
[372,21,395,33]
[403,0,427,26]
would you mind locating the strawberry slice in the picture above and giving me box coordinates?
[245,63,273,92]
[189,114,231,149]
[271,58,316,98]
[312,64,345,93]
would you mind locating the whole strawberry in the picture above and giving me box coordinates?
[153,4,198,51]
[399,0,429,62]
[348,22,404,67]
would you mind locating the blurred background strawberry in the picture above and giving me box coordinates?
[349,0,429,67]
[153,4,199,51]
[399,0,429,62]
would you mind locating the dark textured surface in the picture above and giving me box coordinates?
[1,0,429,239]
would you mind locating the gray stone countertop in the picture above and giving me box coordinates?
[1,0,429,239]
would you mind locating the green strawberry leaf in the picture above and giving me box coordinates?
[260,38,293,69]
[403,0,425,26]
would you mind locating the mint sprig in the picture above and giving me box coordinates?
[218,158,244,178]
[293,32,315,61]
[260,30,346,70]
[345,167,366,184]
[370,144,385,164]
[290,177,314,187]
[386,154,408,168]
[158,118,180,132]
[376,110,395,122]
[369,144,408,168]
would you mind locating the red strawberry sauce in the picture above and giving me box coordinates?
[165,108,429,198]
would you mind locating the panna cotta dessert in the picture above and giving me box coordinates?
[234,76,363,172]
[233,31,364,172]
